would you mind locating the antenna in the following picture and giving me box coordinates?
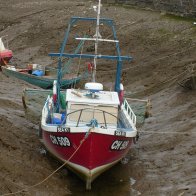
[92,0,101,83]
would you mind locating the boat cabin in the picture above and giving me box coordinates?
[65,88,120,129]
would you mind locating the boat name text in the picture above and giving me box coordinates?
[110,140,129,150]
[50,135,71,147]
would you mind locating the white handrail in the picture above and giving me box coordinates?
[121,98,137,129]
[76,37,119,43]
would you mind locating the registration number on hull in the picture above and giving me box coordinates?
[110,140,129,151]
[50,135,71,147]
[114,130,126,137]
[57,126,70,132]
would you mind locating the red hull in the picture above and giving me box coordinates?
[42,131,132,170]
[0,49,13,65]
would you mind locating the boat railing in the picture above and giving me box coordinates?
[121,98,136,130]
[42,96,51,122]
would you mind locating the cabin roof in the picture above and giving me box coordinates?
[66,89,120,106]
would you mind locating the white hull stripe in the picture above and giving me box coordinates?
[41,124,137,138]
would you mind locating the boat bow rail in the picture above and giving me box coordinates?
[42,105,136,137]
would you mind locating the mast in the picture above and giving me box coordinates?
[49,0,133,102]
[92,0,101,82]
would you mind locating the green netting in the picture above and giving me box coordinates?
[62,36,88,76]
[22,88,66,123]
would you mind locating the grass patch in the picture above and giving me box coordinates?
[157,28,170,35]
[103,2,155,13]
[162,13,195,23]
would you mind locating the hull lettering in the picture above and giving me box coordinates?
[114,130,126,136]
[50,135,71,147]
[111,140,129,150]
[57,126,70,132]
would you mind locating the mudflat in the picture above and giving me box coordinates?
[0,0,195,195]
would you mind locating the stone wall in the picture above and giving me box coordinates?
[103,0,196,18]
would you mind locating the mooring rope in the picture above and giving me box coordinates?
[1,57,8,65]
[139,130,196,135]
[1,130,92,196]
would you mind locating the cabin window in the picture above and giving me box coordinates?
[68,104,118,125]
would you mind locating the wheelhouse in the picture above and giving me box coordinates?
[65,89,119,129]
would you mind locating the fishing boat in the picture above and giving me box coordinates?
[2,34,87,89]
[0,37,13,66]
[40,0,137,189]
[2,65,82,89]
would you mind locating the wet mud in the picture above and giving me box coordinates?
[0,0,196,195]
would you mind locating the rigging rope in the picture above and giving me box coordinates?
[124,65,194,97]
[96,44,196,74]
[61,35,88,77]
[72,43,84,89]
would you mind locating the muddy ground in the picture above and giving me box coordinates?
[0,0,196,195]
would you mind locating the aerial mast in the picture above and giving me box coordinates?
[92,0,101,82]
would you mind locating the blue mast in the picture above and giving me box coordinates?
[55,18,78,112]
